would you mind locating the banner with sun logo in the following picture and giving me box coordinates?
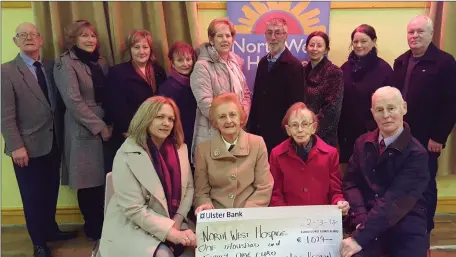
[228,1,330,91]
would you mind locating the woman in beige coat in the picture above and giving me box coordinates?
[190,18,251,161]
[98,96,196,257]
[194,93,273,213]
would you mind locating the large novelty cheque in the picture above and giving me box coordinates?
[196,206,342,257]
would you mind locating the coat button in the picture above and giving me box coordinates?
[145,194,151,201]
[49,128,53,132]
[135,225,140,230]
[389,152,393,156]
[301,168,305,171]
[375,194,379,198]
[228,193,234,199]
[372,169,376,173]
[303,188,309,192]
[230,174,236,180]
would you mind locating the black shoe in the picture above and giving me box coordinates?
[33,244,52,257]
[46,230,78,242]
[84,223,101,241]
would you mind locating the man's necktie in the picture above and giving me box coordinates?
[33,61,50,104]
[268,60,275,72]
[228,144,235,152]
[379,139,386,155]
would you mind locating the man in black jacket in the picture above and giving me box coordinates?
[393,15,456,233]
[342,86,429,257]
[247,17,304,155]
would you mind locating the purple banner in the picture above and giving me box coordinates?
[227,1,331,91]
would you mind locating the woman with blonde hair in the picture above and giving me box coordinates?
[54,19,110,241]
[191,18,251,161]
[99,96,196,257]
[193,92,272,213]
[105,30,167,161]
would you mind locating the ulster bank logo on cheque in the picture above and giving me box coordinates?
[231,1,329,70]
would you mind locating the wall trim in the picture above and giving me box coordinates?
[1,207,83,226]
[2,197,455,225]
[436,197,456,214]
[1,1,31,8]
[196,2,430,10]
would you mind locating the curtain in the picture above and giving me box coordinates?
[428,2,456,176]
[32,1,200,71]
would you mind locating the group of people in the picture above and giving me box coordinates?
[2,12,455,257]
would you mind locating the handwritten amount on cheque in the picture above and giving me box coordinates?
[198,225,339,256]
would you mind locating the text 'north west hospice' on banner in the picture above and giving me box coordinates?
[227,1,331,91]
[196,205,343,257]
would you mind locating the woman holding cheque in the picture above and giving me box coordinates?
[193,93,273,213]
[269,102,350,215]
[98,96,195,257]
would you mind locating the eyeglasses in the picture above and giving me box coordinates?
[265,31,287,37]
[288,121,314,130]
[16,32,40,39]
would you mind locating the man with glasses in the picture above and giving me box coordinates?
[1,22,76,257]
[248,17,305,155]
[342,86,429,257]
[392,15,456,238]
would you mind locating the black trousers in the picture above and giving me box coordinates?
[77,185,105,240]
[13,142,61,246]
[353,214,428,257]
[424,151,439,232]
[416,137,439,233]
[77,141,113,240]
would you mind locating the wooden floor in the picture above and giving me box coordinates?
[2,215,456,257]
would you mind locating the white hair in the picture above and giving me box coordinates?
[372,86,405,107]
[15,22,38,34]
[410,15,434,33]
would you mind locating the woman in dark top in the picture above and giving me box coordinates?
[338,24,394,163]
[105,30,167,160]
[158,42,197,162]
[303,31,343,147]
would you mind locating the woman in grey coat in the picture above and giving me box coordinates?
[54,20,111,241]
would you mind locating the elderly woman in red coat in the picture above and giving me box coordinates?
[269,102,349,214]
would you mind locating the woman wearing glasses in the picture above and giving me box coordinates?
[269,102,349,215]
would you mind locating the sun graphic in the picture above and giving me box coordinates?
[235,1,327,35]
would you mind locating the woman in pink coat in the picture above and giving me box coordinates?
[269,102,349,215]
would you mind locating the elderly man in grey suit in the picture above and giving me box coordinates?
[1,22,76,257]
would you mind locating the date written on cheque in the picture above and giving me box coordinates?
[302,219,338,227]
